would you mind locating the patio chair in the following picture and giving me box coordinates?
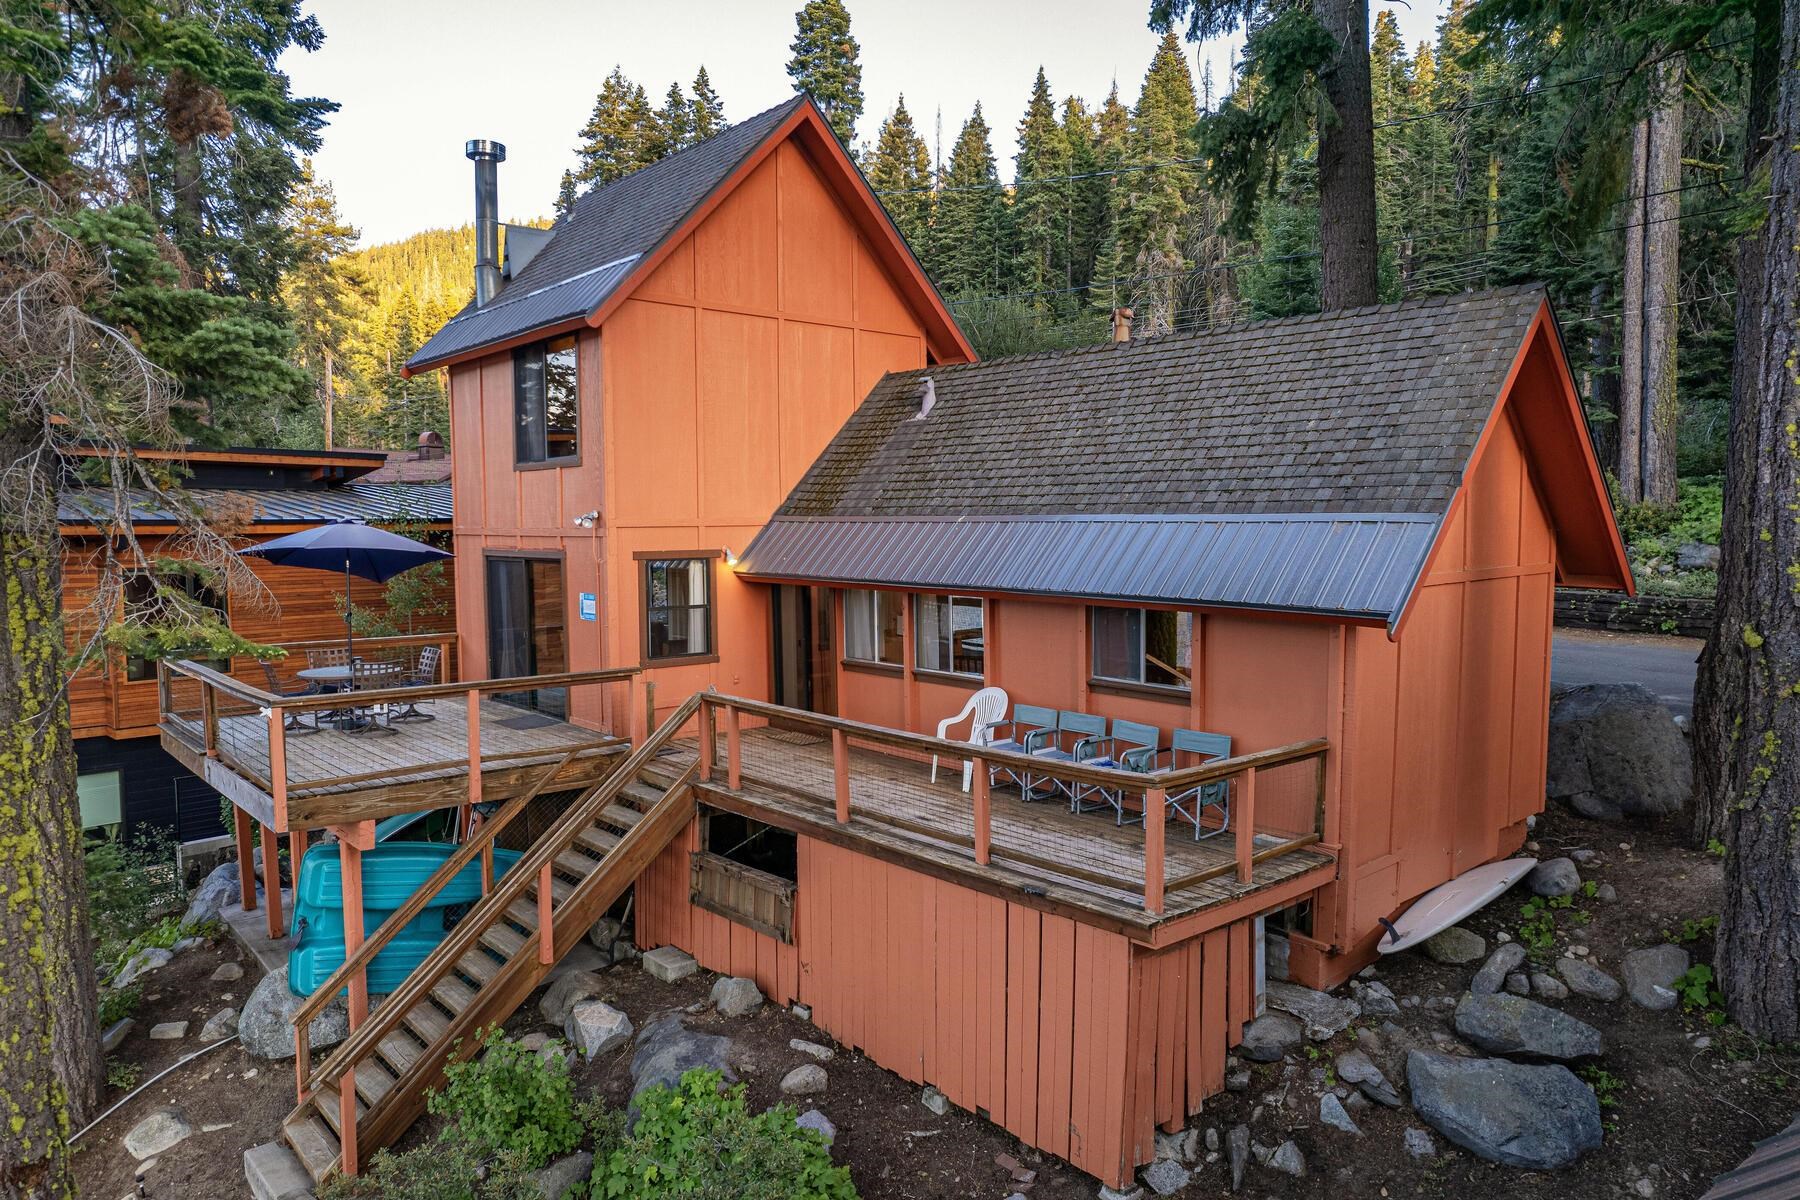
[930,686,1008,791]
[345,659,401,736]
[388,646,442,724]
[258,661,322,734]
[1070,719,1160,824]
[1020,710,1108,804]
[980,703,1059,793]
[1127,729,1233,840]
[307,647,350,671]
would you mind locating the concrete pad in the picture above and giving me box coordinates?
[223,889,294,976]
[245,1140,314,1200]
[642,946,697,983]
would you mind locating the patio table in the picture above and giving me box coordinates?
[296,662,404,732]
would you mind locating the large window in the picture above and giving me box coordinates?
[643,557,714,663]
[914,594,984,677]
[842,589,904,666]
[514,334,579,465]
[1091,607,1192,690]
[123,570,229,681]
[485,555,568,716]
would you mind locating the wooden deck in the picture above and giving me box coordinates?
[162,695,626,829]
[674,726,1335,934]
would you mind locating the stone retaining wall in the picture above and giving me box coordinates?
[1553,590,1714,638]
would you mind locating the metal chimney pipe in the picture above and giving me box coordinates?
[466,139,506,306]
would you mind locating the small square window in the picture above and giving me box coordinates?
[914,594,984,677]
[843,589,904,666]
[1091,607,1192,690]
[514,335,579,465]
[643,557,715,663]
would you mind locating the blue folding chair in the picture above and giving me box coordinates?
[1126,729,1233,839]
[1071,719,1161,824]
[982,703,1058,793]
[1021,710,1107,804]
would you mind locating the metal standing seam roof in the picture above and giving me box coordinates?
[58,483,453,527]
[738,513,1441,627]
[400,254,639,370]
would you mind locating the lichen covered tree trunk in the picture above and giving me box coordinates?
[0,416,100,1200]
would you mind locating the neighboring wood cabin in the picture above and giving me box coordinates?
[63,445,453,840]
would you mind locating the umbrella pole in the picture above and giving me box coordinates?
[344,558,355,664]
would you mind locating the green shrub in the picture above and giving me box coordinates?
[317,1142,539,1200]
[99,983,141,1027]
[590,1068,856,1200]
[85,828,186,962]
[1673,964,1728,1026]
[106,1058,142,1091]
[428,1026,582,1169]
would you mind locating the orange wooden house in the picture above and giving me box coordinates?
[263,98,1637,1190]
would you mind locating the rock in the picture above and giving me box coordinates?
[1556,957,1623,1002]
[587,916,623,952]
[565,1000,633,1058]
[1531,971,1570,1000]
[1351,979,1400,1017]
[1320,1093,1362,1135]
[238,967,349,1059]
[538,1041,574,1069]
[1505,972,1531,996]
[124,1108,193,1160]
[1238,1012,1304,1062]
[1528,858,1582,898]
[518,1031,550,1053]
[790,1038,834,1061]
[1153,1128,1199,1164]
[184,860,245,927]
[532,1150,593,1200]
[641,945,697,983]
[1472,943,1529,995]
[1596,883,1618,903]
[629,1015,734,1103]
[1336,1049,1402,1107]
[211,962,244,982]
[173,936,205,953]
[149,1021,188,1040]
[792,1003,813,1021]
[113,946,174,989]
[781,1063,828,1094]
[200,1007,239,1042]
[244,1141,313,1200]
[1224,1069,1250,1092]
[1453,993,1605,1060]
[1623,944,1690,1011]
[1099,1187,1146,1200]
[1570,848,1598,864]
[539,970,607,1025]
[1425,995,1458,1015]
[1547,684,1691,822]
[1142,1157,1191,1195]
[1403,1127,1438,1159]
[711,975,765,1018]
[1227,1125,1251,1192]
[795,1109,836,1145]
[1267,1141,1307,1177]
[1406,1051,1604,1169]
[1422,926,1487,965]
[1266,980,1359,1040]
[921,1084,950,1115]
[1677,542,1720,570]
[102,1018,134,1053]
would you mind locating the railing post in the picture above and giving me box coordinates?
[725,704,741,791]
[294,1027,309,1104]
[233,804,257,914]
[699,700,715,783]
[260,819,284,940]
[203,682,218,758]
[481,837,494,898]
[339,1075,359,1176]
[266,707,288,834]
[464,687,482,838]
[832,729,850,823]
[1235,767,1257,884]
[1144,786,1166,915]
[538,863,555,964]
[644,679,656,743]
[1314,751,1327,838]
[973,757,991,865]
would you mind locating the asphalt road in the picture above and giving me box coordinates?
[1551,627,1703,718]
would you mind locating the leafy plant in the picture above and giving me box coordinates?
[85,829,187,964]
[1664,916,1720,944]
[1706,838,1727,858]
[1672,964,1728,1025]
[590,1068,856,1200]
[1516,894,1579,959]
[106,1058,142,1091]
[1578,1066,1623,1109]
[428,1026,582,1170]
[317,1141,539,1200]
[99,983,141,1027]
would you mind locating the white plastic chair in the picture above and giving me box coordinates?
[931,686,1010,792]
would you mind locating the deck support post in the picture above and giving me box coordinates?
[1144,787,1166,915]
[260,821,284,939]
[699,701,715,782]
[725,705,741,791]
[338,834,369,1029]
[339,1073,358,1176]
[973,758,991,865]
[832,730,849,823]
[1235,768,1257,884]
[463,687,482,839]
[234,804,257,914]
[287,828,306,904]
[537,863,555,964]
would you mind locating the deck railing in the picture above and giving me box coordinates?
[695,693,1329,916]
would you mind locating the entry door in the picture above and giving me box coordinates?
[486,556,568,717]
[770,586,837,715]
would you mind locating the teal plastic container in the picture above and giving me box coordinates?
[288,841,522,996]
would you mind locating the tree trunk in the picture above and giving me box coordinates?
[1587,282,1621,478]
[1691,0,1800,1041]
[1641,57,1685,507]
[324,347,335,450]
[1618,117,1649,503]
[171,136,204,273]
[1312,0,1379,311]
[0,418,100,1200]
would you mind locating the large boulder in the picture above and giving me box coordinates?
[711,976,765,1018]
[238,966,349,1060]
[1622,944,1690,1011]
[1452,993,1604,1060]
[1406,1051,1603,1169]
[1546,684,1690,822]
[113,946,174,989]
[566,1000,633,1058]
[1265,981,1359,1041]
[628,1015,734,1104]
[539,970,607,1026]
[1238,1012,1304,1062]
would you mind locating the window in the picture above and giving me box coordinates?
[643,557,714,662]
[842,589,904,666]
[77,771,122,838]
[914,593,984,677]
[514,334,579,464]
[692,807,797,943]
[123,570,229,681]
[1091,607,1193,690]
[486,555,568,716]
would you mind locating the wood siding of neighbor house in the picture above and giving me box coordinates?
[448,137,943,735]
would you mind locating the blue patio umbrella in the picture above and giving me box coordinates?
[238,520,452,663]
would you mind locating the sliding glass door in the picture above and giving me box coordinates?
[486,555,568,717]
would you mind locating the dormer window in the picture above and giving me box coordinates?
[514,334,579,466]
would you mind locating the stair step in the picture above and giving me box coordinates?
[314,1078,366,1138]
[374,1029,424,1078]
[430,973,477,1016]
[617,783,663,810]
[574,825,620,856]
[351,1057,399,1109]
[402,999,450,1046]
[480,920,527,960]
[283,1110,339,1182]
[554,847,599,879]
[505,898,542,932]
[455,946,502,986]
[599,801,645,829]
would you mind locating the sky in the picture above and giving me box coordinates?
[281,0,1448,247]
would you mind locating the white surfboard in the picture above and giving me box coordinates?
[1375,857,1537,954]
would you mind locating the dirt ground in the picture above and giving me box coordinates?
[73,807,1798,1200]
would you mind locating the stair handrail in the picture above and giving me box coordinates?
[306,692,702,1095]
[291,747,581,1034]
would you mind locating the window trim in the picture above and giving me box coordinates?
[1088,605,1194,694]
[912,592,986,679]
[512,334,582,470]
[637,551,721,666]
[841,587,905,668]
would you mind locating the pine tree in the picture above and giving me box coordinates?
[787,0,864,148]
[281,160,367,448]
[1013,68,1072,302]
[1109,31,1200,334]
[928,104,1008,297]
[1060,96,1104,294]
[691,66,727,141]
[1087,83,1133,308]
[555,170,579,218]
[867,95,933,255]
[657,81,694,153]
[571,67,662,188]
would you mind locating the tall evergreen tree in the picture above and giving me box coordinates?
[571,68,662,189]
[1060,96,1105,294]
[1108,31,1201,334]
[929,105,1008,297]
[691,66,727,140]
[1013,68,1072,302]
[787,0,864,148]
[867,95,933,254]
[282,161,367,448]
[1088,83,1134,308]
[657,81,694,153]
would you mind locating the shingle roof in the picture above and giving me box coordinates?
[406,97,808,372]
[59,483,452,527]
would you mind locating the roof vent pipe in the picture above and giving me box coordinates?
[466,139,506,306]
[1112,307,1134,343]
[911,376,936,421]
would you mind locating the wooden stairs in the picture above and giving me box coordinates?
[279,696,701,1183]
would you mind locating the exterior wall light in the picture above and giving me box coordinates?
[572,511,598,529]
